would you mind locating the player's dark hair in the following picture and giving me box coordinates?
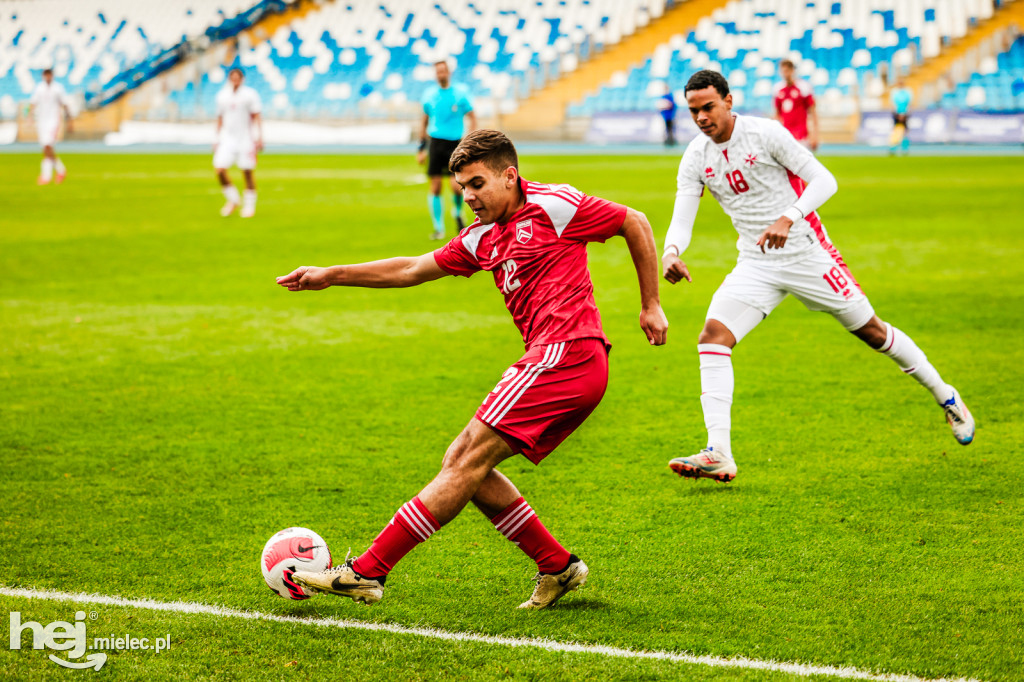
[779,59,795,69]
[42,68,53,76]
[684,70,730,98]
[449,129,518,175]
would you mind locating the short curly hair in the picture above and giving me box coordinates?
[684,70,730,98]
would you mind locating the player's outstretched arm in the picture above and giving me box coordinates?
[277,252,448,291]
[619,208,668,346]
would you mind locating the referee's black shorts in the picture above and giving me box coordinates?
[427,137,461,176]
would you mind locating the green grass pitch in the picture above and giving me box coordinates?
[1,151,1022,681]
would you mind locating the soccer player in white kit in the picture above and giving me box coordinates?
[661,71,974,483]
[30,68,73,185]
[214,68,263,218]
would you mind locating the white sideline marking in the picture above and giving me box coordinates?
[0,586,982,682]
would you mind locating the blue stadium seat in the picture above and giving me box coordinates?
[571,0,1001,118]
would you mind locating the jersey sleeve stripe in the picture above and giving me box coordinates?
[460,222,495,261]
[527,188,583,207]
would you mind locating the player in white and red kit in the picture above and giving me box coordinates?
[214,68,263,218]
[30,68,73,185]
[773,60,818,151]
[662,71,973,483]
[277,129,667,608]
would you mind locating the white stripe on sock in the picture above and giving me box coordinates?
[496,504,533,536]
[397,505,431,541]
[404,502,437,536]
[501,507,536,539]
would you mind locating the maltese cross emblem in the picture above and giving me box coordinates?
[744,154,757,167]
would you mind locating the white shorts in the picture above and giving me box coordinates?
[37,119,60,147]
[213,139,257,170]
[707,248,875,342]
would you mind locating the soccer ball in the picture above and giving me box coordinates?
[261,527,332,600]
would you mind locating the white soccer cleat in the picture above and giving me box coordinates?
[518,554,588,610]
[942,387,974,445]
[220,201,238,217]
[291,555,385,605]
[430,230,445,241]
[669,447,737,483]
[240,205,255,218]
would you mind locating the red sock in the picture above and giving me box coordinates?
[491,497,571,574]
[352,497,440,578]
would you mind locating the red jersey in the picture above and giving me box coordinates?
[773,80,815,140]
[433,178,627,349]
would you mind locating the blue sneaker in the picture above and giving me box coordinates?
[943,388,975,445]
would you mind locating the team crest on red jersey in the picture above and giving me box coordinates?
[516,219,533,243]
[705,167,715,179]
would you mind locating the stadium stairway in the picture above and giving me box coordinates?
[901,0,1024,106]
[501,0,732,136]
[234,0,324,51]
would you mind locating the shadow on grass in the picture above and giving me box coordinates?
[672,482,738,495]
[547,596,608,611]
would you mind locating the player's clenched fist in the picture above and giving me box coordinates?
[640,305,669,346]
[277,266,331,291]
[662,253,692,285]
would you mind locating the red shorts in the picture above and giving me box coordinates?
[475,337,609,464]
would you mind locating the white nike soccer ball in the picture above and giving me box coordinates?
[261,527,332,600]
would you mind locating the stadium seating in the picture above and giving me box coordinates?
[153,0,667,120]
[568,0,998,118]
[937,35,1024,110]
[4,0,1018,129]
[0,0,263,118]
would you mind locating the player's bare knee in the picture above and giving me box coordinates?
[440,428,484,472]
[853,316,888,349]
[698,319,736,347]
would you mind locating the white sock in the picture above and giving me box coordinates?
[243,189,257,210]
[698,343,734,456]
[222,185,241,204]
[41,158,54,181]
[54,158,66,175]
[878,323,952,405]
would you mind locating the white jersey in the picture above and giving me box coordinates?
[31,81,67,122]
[216,84,261,143]
[677,114,827,265]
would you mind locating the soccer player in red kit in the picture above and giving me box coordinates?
[277,129,668,609]
[773,60,818,151]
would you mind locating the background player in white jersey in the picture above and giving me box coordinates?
[214,68,263,218]
[661,70,974,483]
[30,68,73,185]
